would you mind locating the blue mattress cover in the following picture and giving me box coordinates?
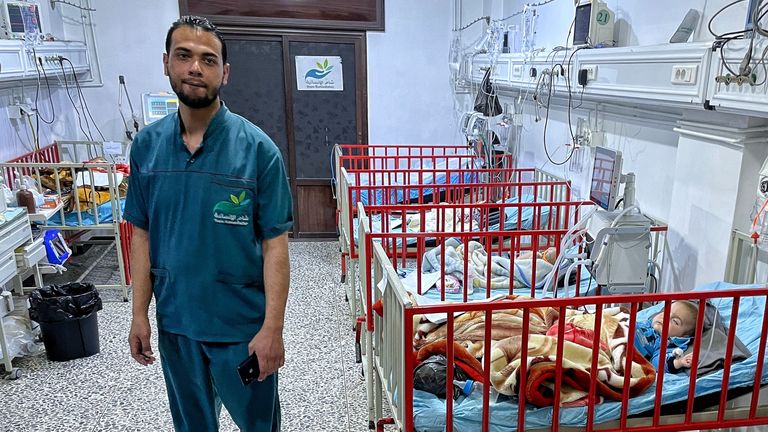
[413,281,768,431]
[47,199,126,226]
[352,194,549,246]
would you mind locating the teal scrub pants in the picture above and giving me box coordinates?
[158,331,280,432]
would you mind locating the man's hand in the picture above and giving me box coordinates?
[248,326,285,381]
[129,316,156,366]
[673,353,694,369]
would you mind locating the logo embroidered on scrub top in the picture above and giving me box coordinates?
[213,191,251,226]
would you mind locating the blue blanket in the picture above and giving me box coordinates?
[414,281,768,431]
[352,195,549,246]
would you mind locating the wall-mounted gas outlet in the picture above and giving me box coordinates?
[551,64,569,80]
[671,64,698,85]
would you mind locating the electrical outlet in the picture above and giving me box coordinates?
[671,64,698,85]
[591,131,605,148]
[7,104,33,119]
[512,64,523,78]
[582,65,598,81]
[7,105,22,119]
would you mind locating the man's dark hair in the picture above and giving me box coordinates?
[165,16,227,63]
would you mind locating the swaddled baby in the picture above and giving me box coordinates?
[517,247,557,265]
[634,300,698,373]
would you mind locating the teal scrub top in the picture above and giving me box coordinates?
[124,103,293,342]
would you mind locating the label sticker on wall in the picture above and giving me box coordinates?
[295,56,343,91]
[103,141,122,155]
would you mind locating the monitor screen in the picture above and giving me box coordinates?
[590,146,622,210]
[142,93,179,125]
[6,3,41,36]
[573,4,592,46]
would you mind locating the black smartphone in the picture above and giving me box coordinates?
[237,353,260,386]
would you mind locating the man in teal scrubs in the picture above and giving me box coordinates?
[125,16,292,432]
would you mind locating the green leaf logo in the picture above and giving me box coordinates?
[230,194,239,205]
[323,58,329,69]
[316,61,324,70]
[239,191,246,203]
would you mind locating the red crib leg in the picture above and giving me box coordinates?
[376,418,394,431]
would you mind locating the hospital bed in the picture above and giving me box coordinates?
[339,167,572,330]
[365,227,768,431]
[333,143,509,262]
[355,201,590,428]
[356,202,670,430]
[0,142,133,301]
[333,144,497,203]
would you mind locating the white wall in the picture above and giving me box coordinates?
[366,0,461,146]
[0,0,93,162]
[88,0,459,148]
[0,0,177,162]
[81,0,179,143]
[460,0,768,289]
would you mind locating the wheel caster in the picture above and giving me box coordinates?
[5,368,22,380]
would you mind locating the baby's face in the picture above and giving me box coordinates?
[651,302,696,338]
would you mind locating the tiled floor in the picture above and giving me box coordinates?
[0,241,375,432]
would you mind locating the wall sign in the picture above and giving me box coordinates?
[295,56,344,91]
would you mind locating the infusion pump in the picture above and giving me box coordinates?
[142,93,179,125]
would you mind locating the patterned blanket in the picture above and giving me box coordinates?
[414,298,656,407]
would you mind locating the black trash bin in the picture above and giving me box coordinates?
[29,282,102,361]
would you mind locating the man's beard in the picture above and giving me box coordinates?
[170,78,220,109]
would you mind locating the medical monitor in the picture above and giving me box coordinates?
[0,1,41,40]
[590,146,623,210]
[142,93,179,125]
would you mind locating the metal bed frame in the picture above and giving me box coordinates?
[357,201,671,431]
[339,168,572,330]
[365,231,768,431]
[1,141,132,301]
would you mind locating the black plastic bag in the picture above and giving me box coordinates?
[29,282,102,323]
[473,68,503,117]
[413,354,471,399]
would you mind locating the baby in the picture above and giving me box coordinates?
[634,300,698,373]
[518,247,557,265]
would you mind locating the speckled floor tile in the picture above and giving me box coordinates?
[1,241,372,432]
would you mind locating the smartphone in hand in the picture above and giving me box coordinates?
[237,353,260,386]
